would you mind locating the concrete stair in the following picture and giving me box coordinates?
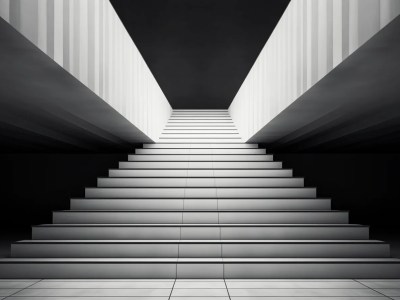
[1,109,399,278]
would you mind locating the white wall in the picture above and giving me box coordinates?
[229,0,400,142]
[0,0,172,141]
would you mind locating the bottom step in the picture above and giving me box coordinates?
[11,240,390,258]
[0,258,400,279]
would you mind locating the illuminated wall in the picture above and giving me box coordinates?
[229,0,400,142]
[0,0,171,141]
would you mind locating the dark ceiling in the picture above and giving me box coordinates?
[110,0,290,109]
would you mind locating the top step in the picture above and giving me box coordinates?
[144,144,259,149]
[172,110,228,112]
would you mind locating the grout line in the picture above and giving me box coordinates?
[354,279,395,300]
[224,278,232,300]
[3,279,42,299]
[168,278,176,300]
[212,157,224,277]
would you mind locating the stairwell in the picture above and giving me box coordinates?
[0,110,399,278]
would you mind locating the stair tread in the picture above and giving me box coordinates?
[55,210,345,213]
[86,187,315,189]
[35,223,365,227]
[71,197,330,200]
[15,239,385,244]
[130,154,269,156]
[99,176,300,179]
[121,159,276,163]
[109,168,292,170]
[1,258,399,263]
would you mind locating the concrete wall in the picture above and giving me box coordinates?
[229,0,400,142]
[0,0,171,141]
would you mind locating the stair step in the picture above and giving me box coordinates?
[97,178,304,188]
[109,169,293,177]
[119,161,283,169]
[157,139,243,143]
[165,125,236,128]
[169,116,232,118]
[171,114,230,116]
[71,198,331,210]
[52,210,348,224]
[136,148,266,154]
[167,120,234,123]
[167,116,231,118]
[11,240,389,258]
[85,187,316,198]
[143,143,258,148]
[165,126,236,129]
[159,134,240,138]
[162,130,238,134]
[1,258,399,279]
[32,224,369,240]
[127,154,273,161]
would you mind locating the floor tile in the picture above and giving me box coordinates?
[171,288,228,296]
[228,288,381,297]
[230,297,389,300]
[174,280,226,288]
[13,288,172,297]
[226,279,354,282]
[176,279,225,282]
[0,289,20,296]
[376,289,400,296]
[226,280,365,289]
[359,280,400,288]
[41,279,174,282]
[9,296,168,300]
[171,298,230,300]
[0,281,37,288]
[31,280,173,289]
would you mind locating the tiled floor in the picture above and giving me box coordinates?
[0,279,400,299]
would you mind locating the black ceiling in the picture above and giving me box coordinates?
[110,0,290,109]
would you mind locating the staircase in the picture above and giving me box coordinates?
[1,109,400,278]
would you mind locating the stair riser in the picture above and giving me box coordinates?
[169,116,232,119]
[53,212,348,224]
[2,262,399,279]
[159,134,240,138]
[119,162,282,169]
[33,227,368,240]
[85,188,316,198]
[164,126,236,129]
[127,155,273,161]
[70,199,331,210]
[169,116,232,118]
[171,115,230,117]
[172,110,229,113]
[165,126,236,129]
[97,178,304,188]
[157,139,242,143]
[166,120,233,123]
[12,243,389,258]
[136,149,266,154]
[162,130,238,134]
[109,169,293,177]
[143,144,258,149]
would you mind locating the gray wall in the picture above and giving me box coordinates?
[229,0,400,142]
[0,0,172,141]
